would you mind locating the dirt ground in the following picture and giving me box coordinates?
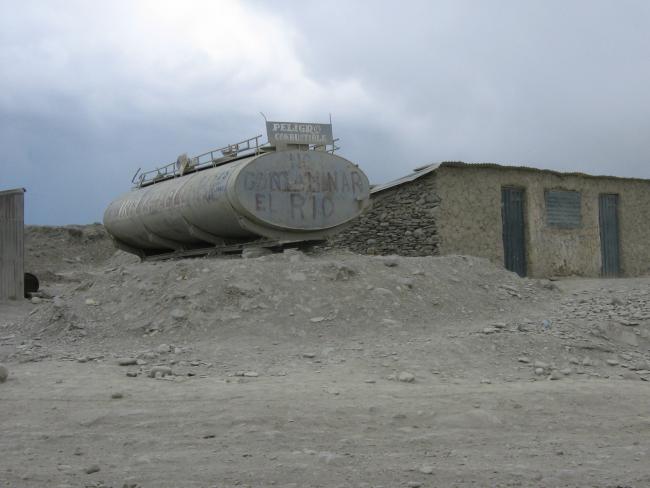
[1,225,649,488]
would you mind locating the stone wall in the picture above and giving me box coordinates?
[329,172,440,256]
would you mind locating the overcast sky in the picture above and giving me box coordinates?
[1,0,649,224]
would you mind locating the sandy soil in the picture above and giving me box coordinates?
[1,225,649,487]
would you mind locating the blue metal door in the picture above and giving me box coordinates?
[501,187,527,277]
[599,194,620,277]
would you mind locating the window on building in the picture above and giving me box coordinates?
[545,190,581,228]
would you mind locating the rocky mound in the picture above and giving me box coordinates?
[5,225,648,383]
[25,224,117,280]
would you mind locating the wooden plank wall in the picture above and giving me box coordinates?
[0,189,25,300]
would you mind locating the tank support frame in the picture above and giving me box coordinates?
[139,238,324,262]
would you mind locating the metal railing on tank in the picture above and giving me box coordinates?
[311,138,340,154]
[130,134,340,188]
[132,134,264,188]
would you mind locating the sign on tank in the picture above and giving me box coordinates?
[266,121,333,146]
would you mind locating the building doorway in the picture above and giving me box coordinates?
[599,193,620,277]
[501,187,527,277]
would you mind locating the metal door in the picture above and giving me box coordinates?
[599,194,620,276]
[501,187,527,277]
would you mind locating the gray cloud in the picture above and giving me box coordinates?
[1,0,649,224]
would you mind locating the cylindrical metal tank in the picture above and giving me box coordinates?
[103,150,370,255]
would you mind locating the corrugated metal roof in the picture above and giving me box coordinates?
[370,163,440,194]
[371,161,650,194]
[438,161,650,182]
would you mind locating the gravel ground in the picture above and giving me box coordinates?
[0,225,648,487]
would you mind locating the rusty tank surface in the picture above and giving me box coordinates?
[103,149,370,257]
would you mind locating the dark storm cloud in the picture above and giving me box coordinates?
[268,0,650,171]
[1,0,649,224]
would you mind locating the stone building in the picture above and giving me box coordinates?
[331,162,650,278]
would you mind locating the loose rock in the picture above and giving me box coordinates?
[241,246,272,259]
[84,465,101,475]
[149,366,173,378]
[117,358,138,366]
[397,277,414,289]
[232,370,259,378]
[170,309,187,321]
[398,372,415,383]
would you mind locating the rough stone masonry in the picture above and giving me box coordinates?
[330,172,440,256]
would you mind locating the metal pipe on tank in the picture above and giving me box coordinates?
[103,150,370,255]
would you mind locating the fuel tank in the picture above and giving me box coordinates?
[103,150,370,255]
